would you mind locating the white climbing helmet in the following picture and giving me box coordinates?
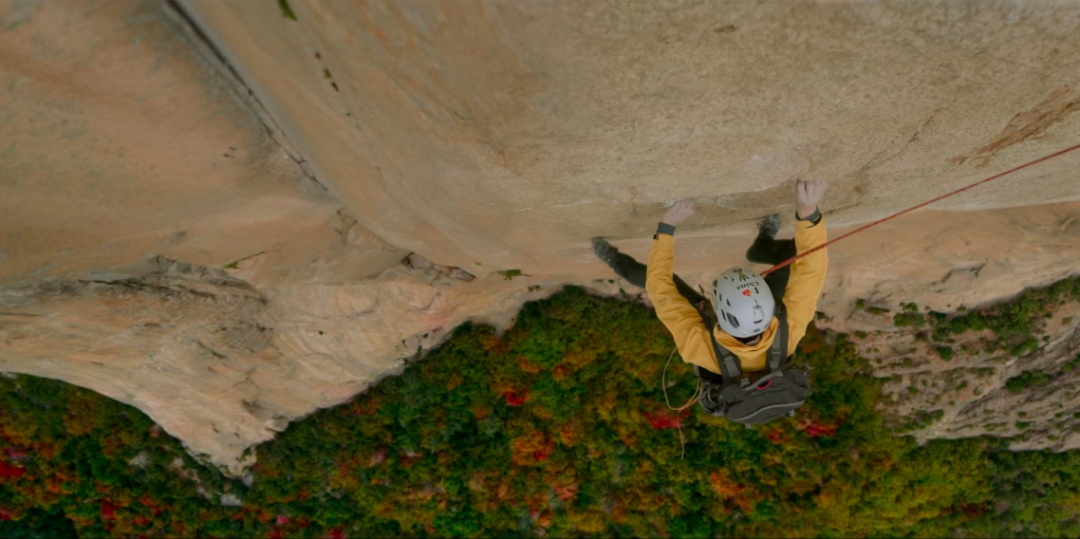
[710,267,775,338]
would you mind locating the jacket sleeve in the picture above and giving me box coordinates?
[645,229,720,373]
[783,214,828,356]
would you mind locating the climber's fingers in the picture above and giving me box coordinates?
[794,179,828,206]
[662,198,696,226]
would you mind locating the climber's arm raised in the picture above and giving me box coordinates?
[783,180,829,356]
[645,200,718,372]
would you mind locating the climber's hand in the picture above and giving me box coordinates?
[662,198,696,226]
[794,179,827,219]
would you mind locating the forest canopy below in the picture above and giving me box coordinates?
[3,284,1080,538]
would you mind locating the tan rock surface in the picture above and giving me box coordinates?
[2,0,1080,473]
[0,0,330,284]
[180,0,1080,274]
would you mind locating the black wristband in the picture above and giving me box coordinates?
[654,222,677,239]
[795,208,822,226]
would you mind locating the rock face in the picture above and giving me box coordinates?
[180,0,1080,273]
[1,0,1080,473]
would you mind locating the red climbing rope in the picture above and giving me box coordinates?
[760,142,1080,276]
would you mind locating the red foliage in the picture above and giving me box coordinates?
[268,530,284,539]
[645,411,683,430]
[532,448,550,462]
[804,423,837,438]
[100,500,118,519]
[0,509,11,521]
[277,515,289,526]
[133,517,150,526]
[503,389,529,407]
[327,527,345,539]
[803,416,842,438]
[138,496,164,516]
[798,415,840,438]
[0,460,25,479]
[764,428,787,444]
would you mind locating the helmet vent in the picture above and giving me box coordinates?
[752,305,765,324]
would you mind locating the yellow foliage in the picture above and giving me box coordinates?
[565,509,609,534]
[531,406,553,421]
[516,355,544,374]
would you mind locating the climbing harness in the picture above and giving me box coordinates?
[761,142,1080,276]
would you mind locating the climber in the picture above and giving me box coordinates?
[592,179,828,422]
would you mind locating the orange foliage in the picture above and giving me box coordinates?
[611,502,628,524]
[479,334,507,355]
[510,432,555,466]
[537,511,552,528]
[552,364,571,380]
[45,475,68,494]
[553,483,579,501]
[472,405,492,421]
[446,374,463,391]
[558,422,580,446]
[710,471,746,500]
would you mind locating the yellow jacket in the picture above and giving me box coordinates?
[645,216,828,375]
